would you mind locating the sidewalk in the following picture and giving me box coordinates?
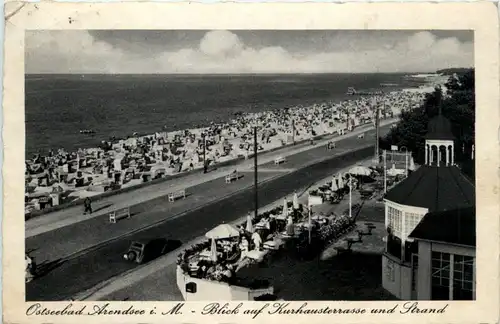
[27,120,393,238]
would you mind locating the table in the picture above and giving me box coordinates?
[263,237,285,250]
[198,249,223,261]
[245,250,269,262]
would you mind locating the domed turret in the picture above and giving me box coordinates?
[424,109,455,167]
[425,114,455,140]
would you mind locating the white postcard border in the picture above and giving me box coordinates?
[3,2,499,323]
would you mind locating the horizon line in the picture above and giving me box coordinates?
[24,71,450,76]
[24,67,473,76]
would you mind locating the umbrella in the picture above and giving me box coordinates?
[348,166,372,176]
[282,198,289,217]
[246,214,254,233]
[337,174,344,188]
[409,156,416,171]
[210,238,218,262]
[331,176,339,191]
[293,192,299,210]
[205,224,240,239]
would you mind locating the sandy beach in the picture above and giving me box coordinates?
[24,86,434,217]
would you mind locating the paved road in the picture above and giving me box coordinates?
[26,126,390,301]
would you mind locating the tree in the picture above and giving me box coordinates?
[380,69,475,175]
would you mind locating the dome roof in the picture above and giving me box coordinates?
[425,114,455,140]
[384,165,475,212]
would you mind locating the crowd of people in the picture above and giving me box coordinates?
[177,193,361,283]
[25,90,427,216]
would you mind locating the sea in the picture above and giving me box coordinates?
[25,73,426,156]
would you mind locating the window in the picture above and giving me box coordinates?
[453,255,474,300]
[431,251,451,300]
[404,212,423,240]
[431,252,475,300]
[388,206,403,238]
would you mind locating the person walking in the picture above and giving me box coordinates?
[25,254,36,283]
[83,197,93,215]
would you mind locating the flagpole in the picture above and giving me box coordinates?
[384,150,387,193]
[375,107,379,161]
[349,176,352,218]
[254,126,258,220]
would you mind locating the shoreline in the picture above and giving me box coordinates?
[25,82,429,156]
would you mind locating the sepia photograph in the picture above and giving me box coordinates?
[24,29,476,302]
[2,2,499,324]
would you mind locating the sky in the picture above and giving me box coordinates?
[25,30,474,74]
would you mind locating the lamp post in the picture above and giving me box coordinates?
[253,126,258,220]
[308,206,312,244]
[286,107,295,146]
[375,107,380,162]
[201,133,207,173]
[384,150,387,193]
[349,176,352,218]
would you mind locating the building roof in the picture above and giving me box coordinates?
[409,206,475,247]
[385,165,475,212]
[425,115,455,140]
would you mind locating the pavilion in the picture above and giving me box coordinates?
[381,108,475,300]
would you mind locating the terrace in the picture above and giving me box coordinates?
[176,164,409,300]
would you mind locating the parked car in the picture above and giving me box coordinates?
[123,238,182,264]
